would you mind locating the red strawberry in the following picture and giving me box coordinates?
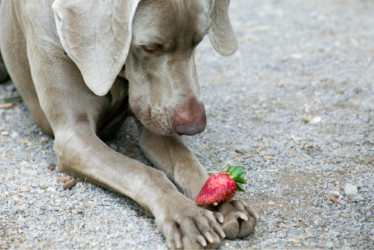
[195,166,246,206]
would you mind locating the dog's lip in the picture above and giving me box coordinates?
[130,104,174,135]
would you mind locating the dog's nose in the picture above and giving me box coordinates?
[173,98,207,135]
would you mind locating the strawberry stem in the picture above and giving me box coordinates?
[227,166,246,182]
[227,166,247,191]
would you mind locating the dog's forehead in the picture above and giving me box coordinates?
[132,0,212,44]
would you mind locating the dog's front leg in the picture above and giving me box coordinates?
[137,123,258,240]
[56,128,226,248]
[137,121,207,199]
[24,48,224,250]
[55,126,226,247]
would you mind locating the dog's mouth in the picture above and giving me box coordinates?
[131,104,175,136]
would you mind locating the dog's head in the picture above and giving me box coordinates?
[52,0,237,136]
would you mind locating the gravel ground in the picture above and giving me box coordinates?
[1,0,373,249]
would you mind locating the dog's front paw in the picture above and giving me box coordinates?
[215,200,258,239]
[155,199,225,249]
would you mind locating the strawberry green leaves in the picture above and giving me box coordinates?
[227,166,246,192]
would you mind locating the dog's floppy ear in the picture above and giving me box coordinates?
[52,0,140,96]
[209,0,238,56]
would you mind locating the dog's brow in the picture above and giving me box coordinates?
[137,35,171,46]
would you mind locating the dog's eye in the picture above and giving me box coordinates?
[141,44,163,55]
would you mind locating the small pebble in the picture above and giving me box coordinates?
[20,169,37,176]
[1,131,9,136]
[344,183,358,196]
[11,131,18,138]
[330,190,341,198]
[47,186,56,192]
[326,242,334,249]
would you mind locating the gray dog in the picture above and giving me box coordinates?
[0,0,257,248]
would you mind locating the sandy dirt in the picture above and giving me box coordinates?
[1,0,373,249]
